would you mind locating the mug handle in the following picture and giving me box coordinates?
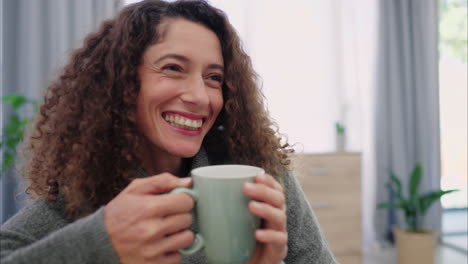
[170,187,205,255]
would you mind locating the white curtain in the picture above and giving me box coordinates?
[1,0,121,223]
[211,0,379,250]
[374,0,441,244]
[10,0,121,98]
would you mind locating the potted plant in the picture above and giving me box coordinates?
[335,122,346,152]
[1,95,37,176]
[377,163,458,264]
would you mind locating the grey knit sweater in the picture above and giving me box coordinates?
[1,149,338,263]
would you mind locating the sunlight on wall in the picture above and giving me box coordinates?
[212,0,377,154]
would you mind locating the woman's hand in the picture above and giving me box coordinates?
[104,173,194,264]
[243,173,288,264]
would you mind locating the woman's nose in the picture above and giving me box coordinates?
[180,75,210,106]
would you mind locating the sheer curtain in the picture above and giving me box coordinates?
[211,0,378,250]
[374,0,441,244]
[1,0,121,223]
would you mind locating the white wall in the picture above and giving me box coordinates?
[211,0,377,155]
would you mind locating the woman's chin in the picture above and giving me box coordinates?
[168,145,201,159]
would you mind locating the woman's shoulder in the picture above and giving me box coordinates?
[1,198,68,240]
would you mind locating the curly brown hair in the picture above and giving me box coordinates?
[22,0,294,220]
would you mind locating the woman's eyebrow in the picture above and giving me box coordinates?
[153,53,189,65]
[207,64,224,72]
[153,53,224,72]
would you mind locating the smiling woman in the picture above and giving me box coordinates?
[0,1,337,264]
[136,19,224,164]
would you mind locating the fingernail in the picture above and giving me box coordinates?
[245,182,255,191]
[257,173,266,181]
[256,230,266,239]
[251,201,262,209]
[180,178,192,184]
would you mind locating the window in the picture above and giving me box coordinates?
[439,0,467,210]
[439,0,468,253]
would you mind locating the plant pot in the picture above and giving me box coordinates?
[393,227,438,264]
[335,133,346,152]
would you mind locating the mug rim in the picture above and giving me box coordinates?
[191,165,264,179]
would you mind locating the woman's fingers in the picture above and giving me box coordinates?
[255,229,288,245]
[157,213,193,237]
[243,181,285,209]
[125,173,192,195]
[139,230,193,262]
[255,229,289,261]
[152,229,195,256]
[143,193,194,217]
[256,173,283,192]
[244,173,289,263]
[249,201,286,231]
[140,213,193,242]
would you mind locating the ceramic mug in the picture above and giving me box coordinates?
[170,165,263,264]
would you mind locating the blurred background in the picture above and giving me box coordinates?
[1,0,467,263]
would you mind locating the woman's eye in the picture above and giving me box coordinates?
[208,75,223,83]
[162,64,182,72]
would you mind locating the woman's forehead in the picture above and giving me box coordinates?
[145,18,224,65]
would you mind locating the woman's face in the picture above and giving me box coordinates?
[136,18,224,158]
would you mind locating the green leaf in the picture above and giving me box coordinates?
[383,181,410,212]
[5,115,27,140]
[6,124,20,136]
[405,214,418,232]
[418,189,459,214]
[2,152,14,173]
[6,136,22,149]
[2,95,27,110]
[8,114,21,125]
[1,95,37,179]
[390,171,404,201]
[378,202,394,209]
[6,125,23,139]
[335,122,345,134]
[409,163,422,199]
[379,163,458,231]
[20,119,30,126]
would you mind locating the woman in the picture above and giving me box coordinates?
[1,1,337,263]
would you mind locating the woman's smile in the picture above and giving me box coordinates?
[162,111,206,135]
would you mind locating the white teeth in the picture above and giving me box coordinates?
[163,114,203,129]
